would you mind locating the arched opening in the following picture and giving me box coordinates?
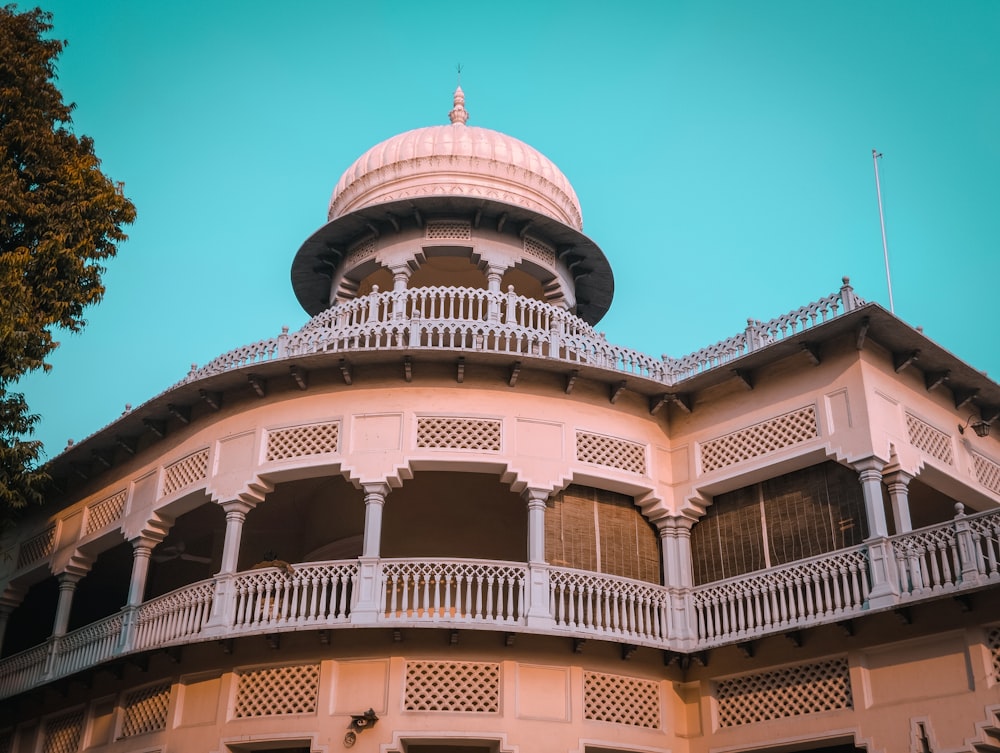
[501,265,547,302]
[146,503,224,599]
[908,476,977,529]
[408,249,486,290]
[381,471,525,561]
[691,461,868,585]
[237,475,364,569]
[355,265,393,297]
[2,575,56,657]
[68,539,131,631]
[546,484,661,584]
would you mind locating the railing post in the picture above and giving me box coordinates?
[855,458,900,606]
[840,276,859,312]
[409,310,422,347]
[276,325,289,357]
[745,319,761,352]
[548,317,562,359]
[486,265,505,323]
[352,483,390,625]
[953,503,983,586]
[504,285,517,325]
[523,489,554,627]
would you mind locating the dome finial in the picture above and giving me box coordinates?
[449,64,468,125]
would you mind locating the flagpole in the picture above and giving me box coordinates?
[872,149,895,313]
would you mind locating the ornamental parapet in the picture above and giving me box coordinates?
[180,279,864,388]
[1,504,996,701]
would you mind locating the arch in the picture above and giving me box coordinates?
[236,474,364,570]
[380,470,526,561]
[690,460,868,585]
[409,248,488,290]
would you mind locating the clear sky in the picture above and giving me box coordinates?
[15,0,1000,458]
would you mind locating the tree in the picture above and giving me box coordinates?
[0,5,136,515]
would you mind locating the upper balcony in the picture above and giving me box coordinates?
[1,503,998,700]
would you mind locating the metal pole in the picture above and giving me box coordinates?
[872,149,895,313]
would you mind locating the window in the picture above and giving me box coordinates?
[692,462,868,584]
[546,485,660,584]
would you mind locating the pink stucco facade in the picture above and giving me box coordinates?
[1,89,999,753]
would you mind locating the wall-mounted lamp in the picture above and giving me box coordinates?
[959,415,991,438]
[344,708,379,747]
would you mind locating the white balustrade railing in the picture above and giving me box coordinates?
[893,506,1000,597]
[231,561,357,630]
[692,545,871,644]
[4,504,999,701]
[549,567,671,643]
[133,581,215,651]
[180,280,862,387]
[51,613,124,678]
[0,642,49,698]
[379,558,526,624]
[966,509,1000,579]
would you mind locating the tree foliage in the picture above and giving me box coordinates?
[0,4,136,514]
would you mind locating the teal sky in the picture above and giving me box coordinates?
[15,0,1000,458]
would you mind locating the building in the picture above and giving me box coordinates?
[1,87,999,753]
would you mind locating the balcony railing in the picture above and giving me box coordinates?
[179,280,864,388]
[1,504,996,700]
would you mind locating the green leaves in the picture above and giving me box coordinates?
[0,4,135,516]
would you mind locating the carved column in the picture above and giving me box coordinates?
[353,482,391,624]
[884,467,914,534]
[118,535,164,651]
[204,499,257,630]
[657,516,697,646]
[523,488,553,626]
[218,500,256,574]
[855,458,899,605]
[52,573,82,638]
[485,265,507,323]
[389,264,411,321]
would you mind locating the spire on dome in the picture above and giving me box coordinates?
[449,85,469,125]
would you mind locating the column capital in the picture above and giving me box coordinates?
[854,456,885,477]
[522,487,551,509]
[361,482,391,501]
[220,498,258,517]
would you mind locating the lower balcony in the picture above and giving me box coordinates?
[1,506,998,700]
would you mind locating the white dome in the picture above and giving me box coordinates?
[328,88,583,231]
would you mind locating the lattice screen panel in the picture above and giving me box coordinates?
[417,417,501,452]
[42,710,84,753]
[17,524,55,568]
[233,664,320,717]
[162,448,209,496]
[988,627,1000,681]
[576,431,646,475]
[85,490,127,535]
[905,413,953,466]
[120,682,170,738]
[404,661,500,713]
[701,406,818,473]
[972,452,1000,494]
[426,221,472,240]
[716,657,852,727]
[266,421,341,461]
[523,236,556,265]
[346,236,377,264]
[583,671,661,729]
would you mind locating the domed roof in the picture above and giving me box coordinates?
[328,88,584,231]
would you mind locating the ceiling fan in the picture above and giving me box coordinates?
[152,541,212,564]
